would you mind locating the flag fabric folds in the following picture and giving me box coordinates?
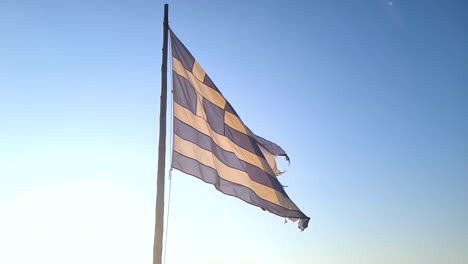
[169,29,310,230]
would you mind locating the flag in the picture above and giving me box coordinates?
[169,29,310,230]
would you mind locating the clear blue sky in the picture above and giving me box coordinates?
[1,0,467,263]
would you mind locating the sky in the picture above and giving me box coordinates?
[0,0,467,263]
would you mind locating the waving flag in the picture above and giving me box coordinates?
[170,30,309,230]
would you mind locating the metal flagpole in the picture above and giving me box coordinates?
[153,3,169,264]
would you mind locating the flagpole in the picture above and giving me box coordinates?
[153,3,169,264]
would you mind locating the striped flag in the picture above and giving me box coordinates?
[170,30,310,230]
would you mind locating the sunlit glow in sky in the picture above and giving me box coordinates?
[0,183,153,264]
